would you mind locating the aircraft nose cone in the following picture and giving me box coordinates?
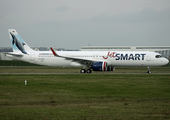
[163,58,169,65]
[165,59,169,65]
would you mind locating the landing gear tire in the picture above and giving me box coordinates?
[87,69,92,73]
[80,69,86,73]
[147,67,151,74]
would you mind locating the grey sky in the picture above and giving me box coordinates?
[0,0,170,49]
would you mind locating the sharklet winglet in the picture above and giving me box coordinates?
[50,47,59,57]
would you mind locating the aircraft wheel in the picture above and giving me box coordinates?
[80,69,86,73]
[147,67,151,74]
[87,69,92,73]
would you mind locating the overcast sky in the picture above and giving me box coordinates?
[1,0,170,49]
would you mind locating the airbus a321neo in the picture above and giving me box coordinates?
[5,29,169,74]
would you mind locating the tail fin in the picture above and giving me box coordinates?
[8,29,33,54]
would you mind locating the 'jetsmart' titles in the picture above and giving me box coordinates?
[103,52,146,60]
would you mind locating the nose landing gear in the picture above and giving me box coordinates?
[147,67,151,74]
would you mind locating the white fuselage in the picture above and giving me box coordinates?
[11,50,169,67]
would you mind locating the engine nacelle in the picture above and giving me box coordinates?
[91,62,115,71]
[92,62,107,71]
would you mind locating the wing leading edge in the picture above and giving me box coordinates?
[50,47,96,66]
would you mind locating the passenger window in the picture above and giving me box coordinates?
[155,55,161,58]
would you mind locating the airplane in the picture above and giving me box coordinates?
[4,29,169,74]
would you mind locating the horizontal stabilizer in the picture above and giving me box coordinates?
[4,52,23,57]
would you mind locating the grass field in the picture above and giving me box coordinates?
[0,73,170,120]
[0,66,170,74]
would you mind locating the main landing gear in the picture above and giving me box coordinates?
[80,69,92,73]
[147,67,151,74]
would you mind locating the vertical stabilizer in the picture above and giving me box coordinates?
[8,29,33,54]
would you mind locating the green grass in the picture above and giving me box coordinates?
[0,66,170,73]
[0,74,170,120]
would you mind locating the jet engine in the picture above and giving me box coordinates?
[91,62,107,71]
[91,62,115,71]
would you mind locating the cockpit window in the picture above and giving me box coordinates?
[155,55,161,58]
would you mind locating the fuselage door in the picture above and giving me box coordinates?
[146,52,151,61]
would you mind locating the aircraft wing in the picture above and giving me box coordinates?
[4,52,23,57]
[50,47,96,66]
